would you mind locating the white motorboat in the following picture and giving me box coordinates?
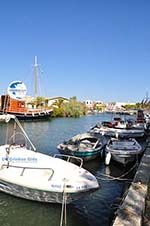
[90,120,145,138]
[0,115,99,203]
[57,132,106,161]
[105,138,142,165]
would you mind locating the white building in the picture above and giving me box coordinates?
[46,97,69,107]
[106,102,136,111]
[85,100,94,109]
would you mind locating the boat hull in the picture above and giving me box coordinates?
[91,127,145,138]
[0,111,52,121]
[105,138,142,165]
[0,179,97,204]
[102,129,144,138]
[110,153,136,165]
[59,148,104,161]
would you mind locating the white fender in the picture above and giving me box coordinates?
[105,152,111,165]
[105,166,111,175]
[115,132,119,139]
[101,131,105,136]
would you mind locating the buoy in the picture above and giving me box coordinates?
[105,152,111,165]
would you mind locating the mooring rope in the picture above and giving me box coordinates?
[5,122,9,145]
[96,163,137,181]
[60,179,67,226]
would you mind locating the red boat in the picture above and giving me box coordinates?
[0,94,52,121]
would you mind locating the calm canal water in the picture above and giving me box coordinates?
[0,113,137,226]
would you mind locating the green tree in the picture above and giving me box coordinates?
[33,96,46,108]
[51,97,87,117]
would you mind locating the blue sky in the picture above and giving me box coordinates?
[0,0,150,102]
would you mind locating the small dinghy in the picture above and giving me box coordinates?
[57,133,106,161]
[105,137,142,165]
[0,115,99,203]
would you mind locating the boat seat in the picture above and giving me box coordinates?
[93,140,100,149]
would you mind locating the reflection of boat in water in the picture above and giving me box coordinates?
[57,132,106,161]
[0,114,99,203]
[105,137,142,165]
[0,57,53,121]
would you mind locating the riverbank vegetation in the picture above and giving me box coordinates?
[51,96,87,117]
[123,103,150,111]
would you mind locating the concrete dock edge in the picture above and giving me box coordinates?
[112,136,150,226]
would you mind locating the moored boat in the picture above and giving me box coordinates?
[105,137,142,165]
[0,94,53,121]
[0,115,99,203]
[90,120,145,138]
[57,132,106,161]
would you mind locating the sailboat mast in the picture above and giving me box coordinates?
[34,56,38,97]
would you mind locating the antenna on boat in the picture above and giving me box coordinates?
[141,90,150,104]
[34,56,38,97]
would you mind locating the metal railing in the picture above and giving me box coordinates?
[8,132,28,148]
[53,154,83,168]
[1,164,54,181]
